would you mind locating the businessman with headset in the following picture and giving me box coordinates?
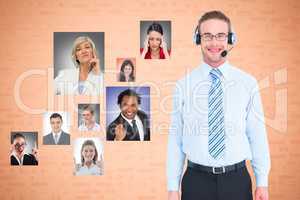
[167,11,270,200]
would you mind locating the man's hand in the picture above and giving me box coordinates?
[168,191,180,200]
[115,124,126,141]
[255,187,268,200]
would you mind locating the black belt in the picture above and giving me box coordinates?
[187,160,246,174]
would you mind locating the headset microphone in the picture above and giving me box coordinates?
[221,46,234,57]
[221,50,228,57]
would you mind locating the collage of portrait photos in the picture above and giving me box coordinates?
[10,21,171,177]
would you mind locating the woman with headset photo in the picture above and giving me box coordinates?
[54,36,103,95]
[140,22,170,59]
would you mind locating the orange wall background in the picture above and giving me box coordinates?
[0,0,299,199]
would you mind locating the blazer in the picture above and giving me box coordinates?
[43,131,70,145]
[11,154,38,165]
[54,68,103,95]
[107,110,150,141]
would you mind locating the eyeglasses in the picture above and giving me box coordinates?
[201,33,228,41]
[15,143,26,148]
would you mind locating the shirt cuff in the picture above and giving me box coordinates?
[255,174,269,187]
[167,178,181,191]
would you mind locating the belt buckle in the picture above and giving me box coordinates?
[212,166,225,174]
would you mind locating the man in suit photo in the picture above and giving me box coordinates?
[107,89,150,141]
[43,113,70,145]
[10,133,38,165]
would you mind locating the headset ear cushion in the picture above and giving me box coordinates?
[196,33,201,45]
[228,32,233,44]
[228,32,236,45]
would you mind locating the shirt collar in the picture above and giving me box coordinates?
[12,151,27,165]
[52,130,62,137]
[200,61,231,80]
[121,113,138,125]
[83,163,96,169]
[82,122,96,128]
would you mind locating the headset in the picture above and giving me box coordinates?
[193,25,237,45]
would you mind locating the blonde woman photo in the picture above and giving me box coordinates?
[54,35,104,95]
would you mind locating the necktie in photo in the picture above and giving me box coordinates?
[132,119,140,138]
[54,134,59,144]
[208,69,225,159]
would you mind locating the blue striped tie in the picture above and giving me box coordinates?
[208,68,225,159]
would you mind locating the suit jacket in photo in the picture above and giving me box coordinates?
[54,68,103,95]
[43,131,70,145]
[107,110,150,141]
[10,154,38,165]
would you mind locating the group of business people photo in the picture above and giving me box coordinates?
[9,21,160,171]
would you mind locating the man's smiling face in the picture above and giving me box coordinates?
[200,19,229,67]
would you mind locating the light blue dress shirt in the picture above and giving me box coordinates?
[167,61,271,191]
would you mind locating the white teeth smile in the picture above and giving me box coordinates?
[208,48,221,53]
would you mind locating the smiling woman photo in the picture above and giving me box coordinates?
[140,22,170,59]
[74,139,103,176]
[54,36,103,95]
[118,59,135,82]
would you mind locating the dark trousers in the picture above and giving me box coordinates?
[181,165,253,200]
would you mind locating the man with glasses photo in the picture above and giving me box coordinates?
[167,10,270,200]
